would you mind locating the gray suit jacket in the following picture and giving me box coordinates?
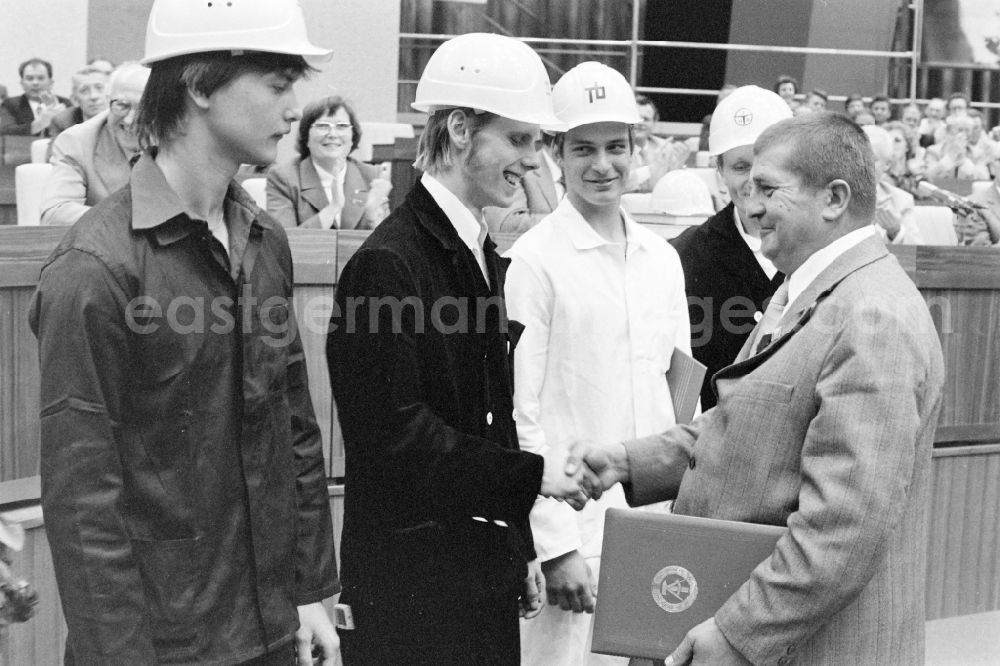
[265,155,377,230]
[40,110,132,226]
[625,235,944,665]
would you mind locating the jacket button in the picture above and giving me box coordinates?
[486,411,493,425]
[689,455,696,469]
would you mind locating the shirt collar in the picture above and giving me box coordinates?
[421,172,487,252]
[555,196,655,253]
[786,225,877,312]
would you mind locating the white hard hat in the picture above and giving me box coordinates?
[412,33,559,126]
[546,61,641,132]
[708,85,792,156]
[651,170,715,216]
[142,0,331,65]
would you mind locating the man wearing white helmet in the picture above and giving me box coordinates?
[326,33,588,665]
[670,85,791,410]
[30,1,340,664]
[504,61,691,666]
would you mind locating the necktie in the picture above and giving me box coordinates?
[754,279,790,354]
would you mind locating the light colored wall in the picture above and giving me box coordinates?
[0,0,90,99]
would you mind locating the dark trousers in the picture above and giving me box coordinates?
[339,591,520,665]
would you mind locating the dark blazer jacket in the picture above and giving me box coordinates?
[326,181,543,645]
[265,155,377,229]
[670,203,783,409]
[0,93,72,135]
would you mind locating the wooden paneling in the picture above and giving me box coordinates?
[0,287,41,481]
[926,445,1000,620]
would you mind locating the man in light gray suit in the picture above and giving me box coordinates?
[582,112,944,665]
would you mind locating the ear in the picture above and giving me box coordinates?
[821,179,851,221]
[187,85,212,111]
[446,109,473,151]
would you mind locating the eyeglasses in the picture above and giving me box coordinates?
[110,99,136,114]
[311,121,352,134]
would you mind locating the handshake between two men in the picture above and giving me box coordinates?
[539,441,628,511]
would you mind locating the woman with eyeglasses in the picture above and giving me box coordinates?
[266,95,391,229]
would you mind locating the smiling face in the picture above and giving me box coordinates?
[777,82,796,103]
[747,142,830,275]
[307,107,353,168]
[459,114,540,210]
[202,69,301,167]
[559,121,631,216]
[107,67,150,154]
[901,106,921,129]
[717,144,755,224]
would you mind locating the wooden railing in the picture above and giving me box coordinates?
[0,228,998,659]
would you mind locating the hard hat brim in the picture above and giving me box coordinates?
[141,43,332,66]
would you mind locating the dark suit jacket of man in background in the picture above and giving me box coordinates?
[0,93,72,135]
[670,202,783,409]
[326,180,545,662]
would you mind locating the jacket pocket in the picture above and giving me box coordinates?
[131,536,200,657]
[730,378,794,404]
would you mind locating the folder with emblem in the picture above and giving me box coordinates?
[592,509,785,659]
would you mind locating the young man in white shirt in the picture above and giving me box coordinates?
[505,61,691,666]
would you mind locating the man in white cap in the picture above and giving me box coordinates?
[326,33,588,665]
[30,1,339,663]
[670,85,791,410]
[505,61,691,666]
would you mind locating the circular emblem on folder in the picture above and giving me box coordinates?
[651,565,698,613]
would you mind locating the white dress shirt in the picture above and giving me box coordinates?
[421,172,490,285]
[505,197,691,561]
[312,160,348,229]
[785,225,877,316]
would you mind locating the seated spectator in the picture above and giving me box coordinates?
[806,88,828,111]
[955,156,1000,246]
[863,125,923,245]
[628,93,689,192]
[484,132,562,234]
[0,58,71,136]
[39,62,149,225]
[871,95,893,124]
[49,66,110,135]
[882,120,926,191]
[266,95,391,229]
[945,92,969,119]
[925,115,991,180]
[966,109,998,167]
[698,84,736,150]
[900,103,922,132]
[773,74,799,110]
[918,97,945,147]
[844,93,866,121]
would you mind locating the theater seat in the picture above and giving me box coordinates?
[241,177,268,209]
[30,139,51,164]
[15,163,53,226]
[913,205,958,246]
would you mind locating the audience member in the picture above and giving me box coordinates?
[966,108,998,167]
[266,95,390,229]
[918,97,946,147]
[882,120,926,191]
[629,93,690,192]
[900,103,922,132]
[29,0,340,662]
[49,66,110,135]
[863,125,923,244]
[326,33,587,664]
[844,93,866,120]
[871,95,892,124]
[698,84,736,150]
[945,91,969,119]
[40,63,149,225]
[507,61,690,666]
[582,111,944,666]
[773,74,799,109]
[484,132,562,234]
[806,88,828,111]
[0,58,71,136]
[86,57,115,76]
[955,153,1000,246]
[670,85,789,410]
[925,114,990,180]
